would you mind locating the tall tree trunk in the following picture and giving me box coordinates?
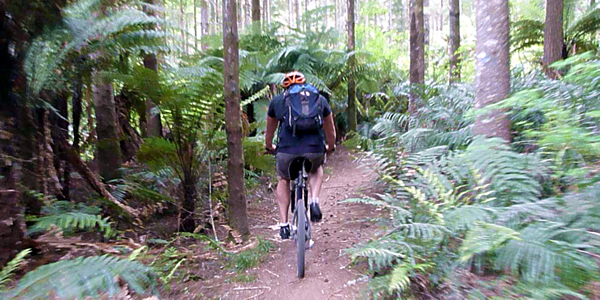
[143,0,163,138]
[263,0,268,29]
[295,0,300,28]
[347,0,357,132]
[424,0,430,72]
[201,0,210,49]
[51,92,70,200]
[0,120,26,267]
[72,60,83,151]
[409,0,425,115]
[93,73,123,182]
[0,3,26,265]
[223,0,250,238]
[543,0,564,79]
[449,0,460,83]
[194,0,198,49]
[473,0,511,141]
[252,0,261,33]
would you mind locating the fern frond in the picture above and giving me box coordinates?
[0,249,31,290]
[7,255,157,299]
[28,212,114,238]
[459,222,521,262]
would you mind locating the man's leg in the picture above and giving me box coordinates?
[276,178,291,223]
[308,165,324,201]
[308,154,325,222]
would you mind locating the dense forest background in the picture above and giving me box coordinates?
[1,0,600,298]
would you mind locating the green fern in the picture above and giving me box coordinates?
[6,255,157,299]
[28,212,114,238]
[0,249,31,291]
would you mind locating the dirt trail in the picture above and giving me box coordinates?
[190,148,382,299]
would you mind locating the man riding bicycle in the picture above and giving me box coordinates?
[265,71,337,240]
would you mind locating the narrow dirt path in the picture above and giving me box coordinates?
[189,148,382,299]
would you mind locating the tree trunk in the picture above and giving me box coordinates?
[51,92,70,200]
[194,0,199,50]
[143,0,163,138]
[201,0,210,49]
[223,0,251,238]
[543,0,564,79]
[252,0,261,33]
[424,0,430,72]
[347,0,357,132]
[180,174,198,232]
[473,0,511,141]
[0,132,26,267]
[115,91,142,161]
[295,0,300,28]
[449,0,460,83]
[409,0,425,115]
[93,73,123,182]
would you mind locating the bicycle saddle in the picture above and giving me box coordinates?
[288,157,313,180]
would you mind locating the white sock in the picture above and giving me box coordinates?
[279,222,289,227]
[310,197,319,204]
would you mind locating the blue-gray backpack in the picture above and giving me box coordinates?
[283,83,324,136]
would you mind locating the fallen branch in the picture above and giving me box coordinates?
[59,140,139,220]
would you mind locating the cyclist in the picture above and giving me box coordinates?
[265,71,336,240]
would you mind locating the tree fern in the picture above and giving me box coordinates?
[5,255,157,299]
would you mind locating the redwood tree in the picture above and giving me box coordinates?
[347,0,357,132]
[473,0,511,141]
[223,0,250,238]
[409,0,425,115]
[543,0,564,79]
[449,0,461,82]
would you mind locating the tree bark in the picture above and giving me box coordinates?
[142,0,163,138]
[0,133,26,267]
[223,0,251,238]
[543,0,564,79]
[93,73,123,182]
[409,0,425,115]
[252,0,261,33]
[347,0,357,132]
[473,0,511,141]
[201,0,210,49]
[449,0,460,83]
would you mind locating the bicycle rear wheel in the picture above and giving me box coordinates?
[296,194,306,278]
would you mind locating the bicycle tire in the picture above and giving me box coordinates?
[296,187,306,278]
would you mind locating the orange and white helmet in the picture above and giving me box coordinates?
[282,71,306,88]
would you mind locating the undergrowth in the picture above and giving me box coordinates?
[347,54,600,299]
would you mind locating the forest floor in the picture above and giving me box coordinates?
[174,147,383,299]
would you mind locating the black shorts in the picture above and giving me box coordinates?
[276,153,325,180]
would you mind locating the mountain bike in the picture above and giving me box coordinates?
[288,156,312,278]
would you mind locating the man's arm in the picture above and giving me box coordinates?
[265,115,278,151]
[323,114,336,151]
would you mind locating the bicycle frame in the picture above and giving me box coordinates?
[290,162,311,244]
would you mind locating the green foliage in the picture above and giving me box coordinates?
[350,55,600,297]
[28,201,115,238]
[5,255,157,299]
[229,237,274,273]
[28,212,114,238]
[0,249,31,291]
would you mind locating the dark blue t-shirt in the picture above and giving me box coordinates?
[267,92,332,154]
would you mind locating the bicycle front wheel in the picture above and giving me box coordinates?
[296,198,306,278]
